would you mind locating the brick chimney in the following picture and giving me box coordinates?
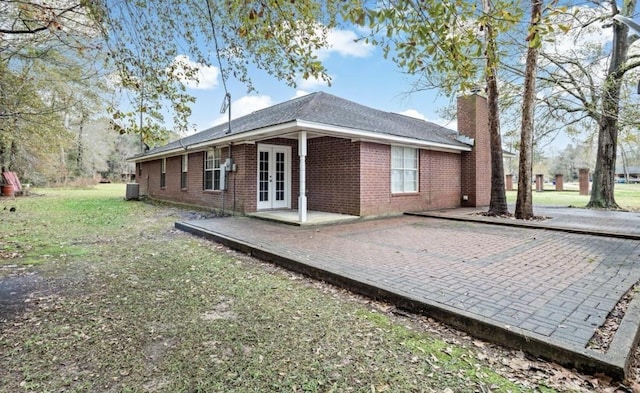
[458,93,491,207]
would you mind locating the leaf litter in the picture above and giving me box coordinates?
[1,188,640,392]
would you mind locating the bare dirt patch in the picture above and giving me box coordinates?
[0,269,49,322]
[200,297,236,321]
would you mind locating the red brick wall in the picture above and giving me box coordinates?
[360,142,390,215]
[229,144,254,213]
[138,146,248,213]
[458,94,491,207]
[360,142,462,216]
[138,139,300,214]
[420,150,462,209]
[306,137,360,215]
[138,135,467,217]
[139,151,218,210]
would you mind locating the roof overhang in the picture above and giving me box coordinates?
[129,120,471,163]
[503,150,517,159]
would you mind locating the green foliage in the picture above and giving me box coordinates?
[89,0,363,143]
[0,61,73,182]
[349,0,522,95]
[0,1,116,183]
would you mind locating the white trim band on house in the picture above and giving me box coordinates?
[129,120,472,163]
[293,120,472,154]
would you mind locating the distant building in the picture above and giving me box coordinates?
[615,166,640,183]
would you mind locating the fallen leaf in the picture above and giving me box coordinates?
[508,357,531,371]
[472,340,485,348]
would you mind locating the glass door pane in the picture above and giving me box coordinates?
[259,150,269,202]
[275,152,285,201]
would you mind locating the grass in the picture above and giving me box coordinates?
[0,184,570,392]
[506,182,640,211]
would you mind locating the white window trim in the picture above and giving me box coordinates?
[391,146,418,193]
[181,154,188,189]
[160,158,166,188]
[204,149,222,191]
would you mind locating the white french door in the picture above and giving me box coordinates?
[257,144,291,210]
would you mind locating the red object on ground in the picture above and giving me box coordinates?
[2,172,22,194]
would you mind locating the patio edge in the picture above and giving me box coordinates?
[405,211,640,241]
[175,220,633,380]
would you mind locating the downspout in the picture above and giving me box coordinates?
[230,143,235,215]
[220,93,232,216]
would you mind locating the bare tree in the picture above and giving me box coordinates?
[588,0,638,209]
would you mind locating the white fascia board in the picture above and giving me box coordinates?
[187,121,300,151]
[127,150,182,163]
[295,120,472,153]
[129,121,300,163]
[130,119,470,162]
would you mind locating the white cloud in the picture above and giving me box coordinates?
[293,90,311,98]
[297,74,332,89]
[535,6,616,92]
[435,118,458,131]
[211,95,274,126]
[171,55,219,90]
[542,6,613,60]
[398,109,457,131]
[399,109,426,120]
[317,28,374,59]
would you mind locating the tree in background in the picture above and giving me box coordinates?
[515,0,544,220]
[350,0,520,216]
[530,1,639,209]
[86,0,362,143]
[0,61,72,183]
[588,0,639,208]
[547,142,596,182]
[3,1,369,181]
[0,0,118,184]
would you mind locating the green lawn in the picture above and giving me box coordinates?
[507,183,640,211]
[0,184,612,392]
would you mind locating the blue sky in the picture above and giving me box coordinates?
[170,5,639,154]
[176,28,459,134]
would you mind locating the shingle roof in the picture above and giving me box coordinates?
[138,92,468,158]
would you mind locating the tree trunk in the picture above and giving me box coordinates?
[620,143,628,183]
[484,0,508,216]
[589,110,620,208]
[77,111,84,177]
[9,140,17,172]
[587,1,635,209]
[515,0,543,220]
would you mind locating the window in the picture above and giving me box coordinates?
[160,158,166,189]
[181,154,188,189]
[204,149,222,190]
[391,146,418,193]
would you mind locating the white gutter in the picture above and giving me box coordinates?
[295,120,472,153]
[130,119,471,162]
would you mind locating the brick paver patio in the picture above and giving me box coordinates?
[177,214,640,378]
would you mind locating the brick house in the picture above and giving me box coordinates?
[130,92,491,223]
